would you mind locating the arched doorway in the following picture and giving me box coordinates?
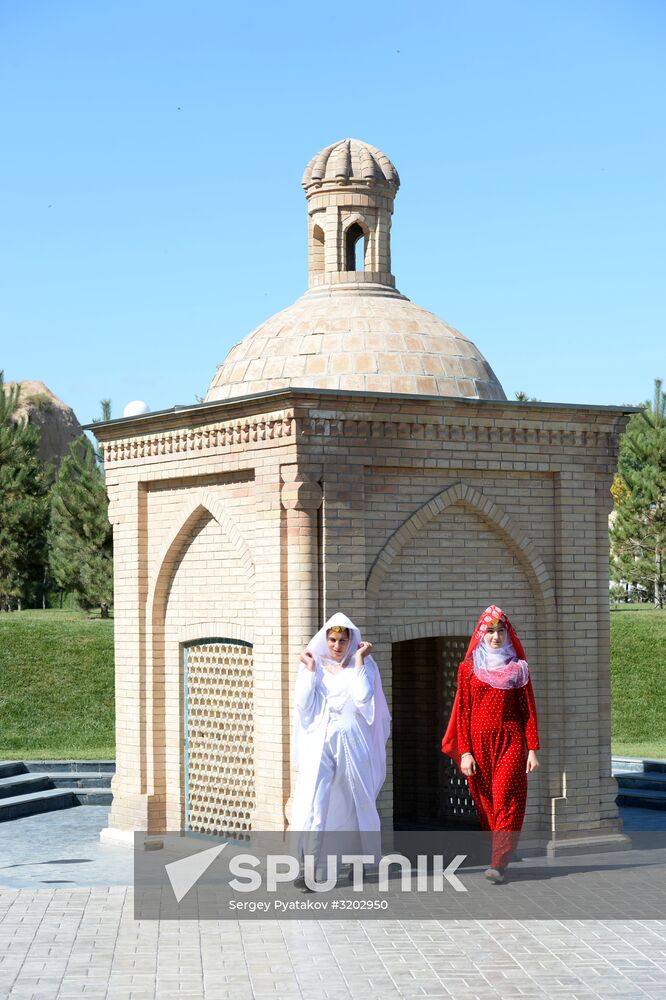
[183,637,255,837]
[392,635,478,829]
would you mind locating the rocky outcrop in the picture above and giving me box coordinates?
[8,380,83,468]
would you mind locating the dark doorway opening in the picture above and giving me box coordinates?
[392,635,479,830]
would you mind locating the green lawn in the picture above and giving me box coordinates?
[0,609,114,759]
[0,605,663,761]
[611,605,666,759]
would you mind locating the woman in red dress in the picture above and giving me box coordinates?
[441,605,539,883]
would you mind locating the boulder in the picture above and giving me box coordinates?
[8,380,83,468]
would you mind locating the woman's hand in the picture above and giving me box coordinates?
[355,640,373,665]
[526,750,539,773]
[300,650,316,672]
[460,752,477,777]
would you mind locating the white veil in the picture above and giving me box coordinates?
[472,633,529,690]
[291,611,391,807]
[307,611,362,668]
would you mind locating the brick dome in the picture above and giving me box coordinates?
[205,290,505,401]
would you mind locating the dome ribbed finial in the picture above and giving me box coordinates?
[303,138,400,291]
[302,138,400,192]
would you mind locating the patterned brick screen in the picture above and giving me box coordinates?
[437,637,479,824]
[393,635,478,827]
[185,639,255,837]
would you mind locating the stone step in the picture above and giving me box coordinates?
[612,756,644,774]
[62,787,112,806]
[49,773,113,789]
[616,772,666,792]
[0,761,29,779]
[0,772,53,799]
[616,787,666,811]
[0,758,115,820]
[0,788,79,822]
[23,760,116,774]
[644,760,666,774]
[612,756,666,775]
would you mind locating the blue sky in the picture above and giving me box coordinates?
[1,0,664,424]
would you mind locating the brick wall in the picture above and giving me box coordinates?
[95,390,629,852]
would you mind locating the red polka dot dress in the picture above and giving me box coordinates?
[441,606,540,872]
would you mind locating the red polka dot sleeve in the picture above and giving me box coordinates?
[517,676,540,751]
[455,660,473,755]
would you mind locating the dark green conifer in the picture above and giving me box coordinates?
[0,371,49,609]
[48,436,113,612]
[611,379,666,608]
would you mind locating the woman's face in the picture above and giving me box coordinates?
[326,628,350,661]
[484,624,506,649]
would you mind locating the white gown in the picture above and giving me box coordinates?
[290,613,391,863]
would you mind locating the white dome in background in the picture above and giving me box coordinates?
[122,400,151,418]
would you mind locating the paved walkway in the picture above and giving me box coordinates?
[1,807,665,999]
[0,808,131,890]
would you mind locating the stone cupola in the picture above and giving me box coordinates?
[302,138,399,292]
[205,139,507,402]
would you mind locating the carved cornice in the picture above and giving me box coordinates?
[100,405,619,466]
[101,410,295,465]
[300,415,615,450]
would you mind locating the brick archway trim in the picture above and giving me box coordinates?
[176,621,254,646]
[147,489,255,619]
[366,482,555,613]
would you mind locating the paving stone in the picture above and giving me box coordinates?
[1,824,666,999]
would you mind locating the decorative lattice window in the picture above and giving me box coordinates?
[438,637,478,824]
[393,635,478,827]
[184,639,254,838]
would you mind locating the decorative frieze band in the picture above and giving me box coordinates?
[301,416,614,450]
[100,407,615,465]
[101,411,295,465]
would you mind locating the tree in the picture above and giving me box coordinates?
[0,372,49,609]
[610,379,666,609]
[48,436,113,613]
[514,391,540,402]
[91,399,111,463]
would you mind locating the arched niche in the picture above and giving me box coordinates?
[344,220,368,272]
[311,223,325,274]
[366,483,556,834]
[144,493,256,830]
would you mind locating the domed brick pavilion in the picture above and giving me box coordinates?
[92,138,631,857]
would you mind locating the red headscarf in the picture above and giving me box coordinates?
[462,604,526,661]
[440,606,526,769]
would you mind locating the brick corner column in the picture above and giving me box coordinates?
[100,477,160,845]
[279,463,323,827]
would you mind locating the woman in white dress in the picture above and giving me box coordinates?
[290,612,391,878]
